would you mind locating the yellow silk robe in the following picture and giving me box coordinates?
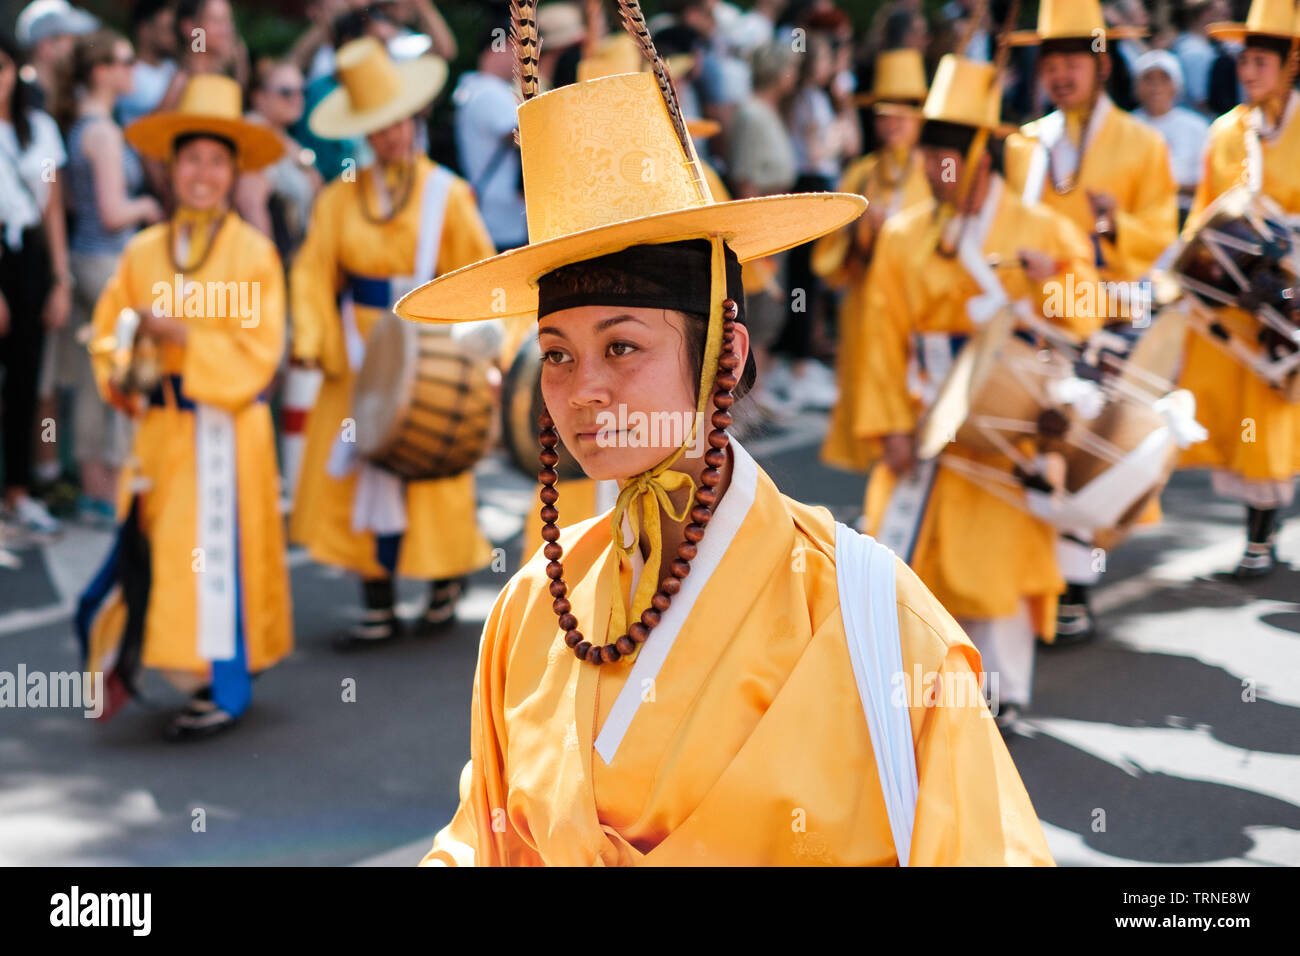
[290,156,496,579]
[90,214,292,673]
[814,149,932,472]
[1005,99,1178,283]
[424,454,1053,865]
[1176,99,1300,482]
[857,185,1100,633]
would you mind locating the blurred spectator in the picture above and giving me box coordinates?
[536,2,586,90]
[14,0,97,109]
[452,13,525,251]
[1104,0,1152,111]
[771,28,851,411]
[730,0,785,57]
[729,40,799,418]
[297,0,456,85]
[1133,49,1210,220]
[1174,0,1230,112]
[56,29,164,525]
[658,0,742,147]
[236,59,322,259]
[116,0,179,129]
[0,29,71,534]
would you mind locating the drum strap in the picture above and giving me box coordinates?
[1022,96,1111,204]
[833,523,917,866]
[876,459,937,564]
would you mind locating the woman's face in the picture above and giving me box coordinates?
[193,0,236,59]
[1136,67,1175,116]
[172,136,236,211]
[367,116,415,165]
[538,305,748,481]
[1237,47,1284,106]
[874,110,918,150]
[255,64,305,128]
[104,40,137,97]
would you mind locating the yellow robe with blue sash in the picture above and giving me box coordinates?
[289,155,497,579]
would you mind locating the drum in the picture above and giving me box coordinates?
[917,309,1192,541]
[352,313,495,481]
[500,337,585,480]
[1172,185,1300,397]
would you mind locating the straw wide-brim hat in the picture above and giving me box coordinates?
[1206,0,1300,42]
[125,74,283,171]
[394,72,865,323]
[308,36,448,140]
[1008,0,1148,46]
[876,54,1018,138]
[854,48,929,107]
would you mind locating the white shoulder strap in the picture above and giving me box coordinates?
[414,163,456,284]
[833,523,919,866]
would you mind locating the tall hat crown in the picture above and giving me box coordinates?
[855,48,929,107]
[395,69,863,322]
[1207,0,1300,42]
[125,74,283,171]
[877,54,1015,136]
[307,36,448,140]
[1008,0,1147,46]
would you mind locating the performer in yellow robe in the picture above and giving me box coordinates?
[1002,0,1177,641]
[1175,0,1300,577]
[291,38,496,644]
[815,48,932,474]
[857,55,1100,727]
[393,23,1052,865]
[77,75,291,740]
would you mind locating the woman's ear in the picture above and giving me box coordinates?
[729,318,751,376]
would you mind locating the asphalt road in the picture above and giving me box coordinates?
[1,414,1298,866]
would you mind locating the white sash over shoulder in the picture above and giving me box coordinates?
[834,525,918,866]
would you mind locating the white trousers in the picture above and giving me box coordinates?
[960,601,1036,708]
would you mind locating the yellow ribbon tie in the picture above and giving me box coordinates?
[172,206,223,271]
[604,237,727,659]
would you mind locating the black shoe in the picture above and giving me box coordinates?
[417,578,464,633]
[333,612,403,651]
[1233,507,1281,579]
[164,693,238,741]
[1047,583,1096,647]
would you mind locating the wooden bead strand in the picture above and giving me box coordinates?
[539,298,742,665]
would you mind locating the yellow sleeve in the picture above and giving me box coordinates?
[181,233,286,411]
[1185,138,1219,233]
[810,158,873,287]
[897,570,1055,866]
[852,223,916,441]
[437,178,498,275]
[1105,130,1178,279]
[289,184,343,371]
[421,574,523,867]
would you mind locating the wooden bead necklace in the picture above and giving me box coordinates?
[536,298,742,665]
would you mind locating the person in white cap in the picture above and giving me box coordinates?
[1132,49,1211,222]
[14,0,98,109]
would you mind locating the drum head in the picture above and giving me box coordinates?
[501,337,585,480]
[916,308,1015,460]
[353,312,417,458]
[1123,306,1189,395]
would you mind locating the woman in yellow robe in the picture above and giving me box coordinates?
[394,43,1052,865]
[1175,1,1300,577]
[815,48,932,474]
[290,38,496,643]
[77,75,291,740]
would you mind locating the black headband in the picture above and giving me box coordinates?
[536,239,745,320]
[172,131,238,158]
[1244,35,1295,58]
[919,119,982,153]
[1040,36,1104,57]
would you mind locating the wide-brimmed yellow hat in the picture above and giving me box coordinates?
[854,48,928,107]
[1207,0,1300,42]
[395,71,864,323]
[1008,0,1148,46]
[125,74,283,171]
[308,36,448,140]
[877,54,1017,137]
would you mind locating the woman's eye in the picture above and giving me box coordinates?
[608,341,638,358]
[541,349,571,365]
